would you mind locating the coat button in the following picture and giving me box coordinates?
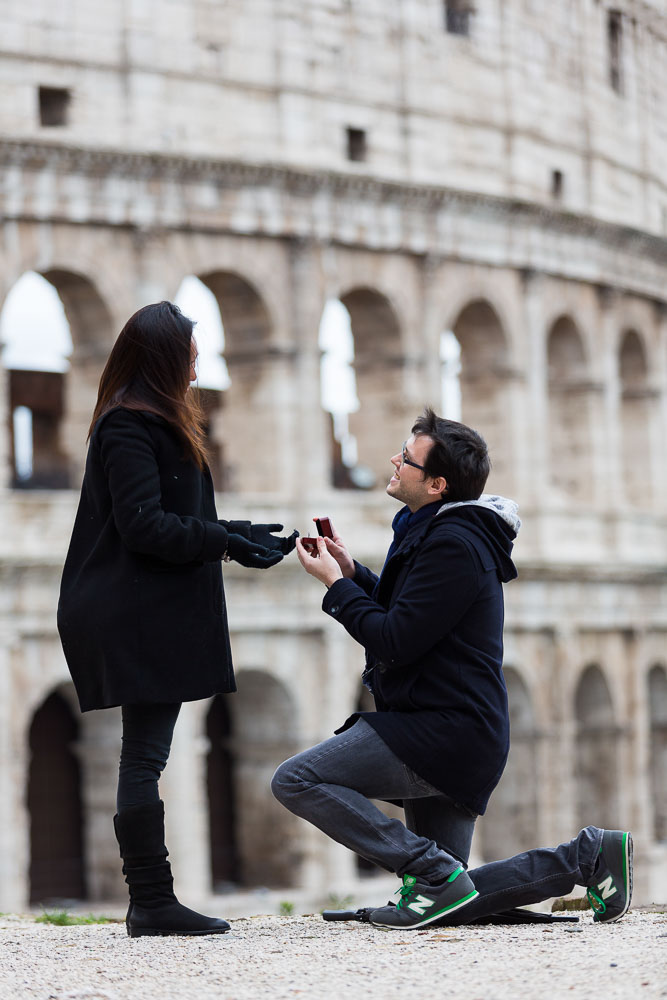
[330,605,339,614]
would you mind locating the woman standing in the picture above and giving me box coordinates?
[58,301,296,937]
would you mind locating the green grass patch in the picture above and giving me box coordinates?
[278,901,295,916]
[35,910,122,926]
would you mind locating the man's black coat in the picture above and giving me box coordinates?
[58,407,235,711]
[322,502,518,816]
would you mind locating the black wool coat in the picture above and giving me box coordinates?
[322,504,518,816]
[58,407,235,712]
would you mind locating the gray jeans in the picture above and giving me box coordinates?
[271,719,604,920]
[271,718,475,883]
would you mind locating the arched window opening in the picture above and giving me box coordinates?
[228,671,300,887]
[1,272,72,488]
[319,298,371,489]
[205,695,238,891]
[574,666,619,831]
[648,665,667,842]
[478,668,537,862]
[618,329,652,508]
[175,276,230,490]
[452,300,512,492]
[27,689,86,904]
[546,316,593,502]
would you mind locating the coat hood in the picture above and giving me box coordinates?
[435,494,520,583]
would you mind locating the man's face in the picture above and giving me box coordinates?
[386,433,442,511]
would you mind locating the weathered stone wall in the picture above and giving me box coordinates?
[0,1,665,231]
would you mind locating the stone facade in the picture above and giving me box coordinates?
[0,0,665,910]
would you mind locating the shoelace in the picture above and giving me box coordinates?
[586,887,606,915]
[394,878,416,911]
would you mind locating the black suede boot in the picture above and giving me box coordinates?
[113,800,230,938]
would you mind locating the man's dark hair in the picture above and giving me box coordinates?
[411,408,490,502]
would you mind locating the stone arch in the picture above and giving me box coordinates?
[30,268,115,486]
[546,315,593,502]
[479,667,538,862]
[451,299,513,493]
[648,664,667,842]
[198,270,281,492]
[343,287,406,485]
[27,684,86,904]
[618,329,653,508]
[227,670,301,887]
[574,665,619,830]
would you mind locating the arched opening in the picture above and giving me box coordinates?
[546,316,593,502]
[452,300,512,492]
[343,287,405,486]
[228,670,300,887]
[574,665,619,830]
[479,668,538,862]
[175,275,231,490]
[205,695,238,891]
[618,329,652,508]
[648,665,667,842]
[27,688,86,904]
[198,271,277,493]
[318,299,370,489]
[0,272,72,487]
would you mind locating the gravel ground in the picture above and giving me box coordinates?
[0,910,665,1000]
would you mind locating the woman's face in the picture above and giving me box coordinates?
[189,338,198,385]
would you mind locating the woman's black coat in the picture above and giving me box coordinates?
[322,504,518,816]
[58,407,235,712]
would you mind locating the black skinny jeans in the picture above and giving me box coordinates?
[117,703,182,813]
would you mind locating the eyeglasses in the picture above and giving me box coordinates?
[401,441,426,472]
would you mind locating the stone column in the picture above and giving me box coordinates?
[519,270,548,506]
[76,706,124,901]
[595,286,620,512]
[62,346,109,487]
[0,637,28,910]
[160,700,211,902]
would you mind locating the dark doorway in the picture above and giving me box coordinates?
[206,695,238,889]
[28,691,86,904]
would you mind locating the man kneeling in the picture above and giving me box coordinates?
[272,410,632,928]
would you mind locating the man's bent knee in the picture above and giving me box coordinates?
[271,758,300,804]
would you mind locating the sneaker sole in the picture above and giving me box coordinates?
[599,832,633,924]
[370,888,480,930]
[129,926,230,937]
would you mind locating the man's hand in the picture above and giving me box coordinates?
[321,524,355,579]
[295,536,344,587]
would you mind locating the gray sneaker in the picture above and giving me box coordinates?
[370,867,479,930]
[586,830,633,923]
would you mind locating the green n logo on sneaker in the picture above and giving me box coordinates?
[596,875,617,900]
[407,894,435,915]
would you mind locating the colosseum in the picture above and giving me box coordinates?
[0,0,665,911]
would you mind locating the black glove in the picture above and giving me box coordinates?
[225,532,284,569]
[220,520,299,555]
[249,523,299,554]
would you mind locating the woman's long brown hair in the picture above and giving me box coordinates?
[88,301,208,469]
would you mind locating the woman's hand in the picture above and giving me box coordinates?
[295,537,344,587]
